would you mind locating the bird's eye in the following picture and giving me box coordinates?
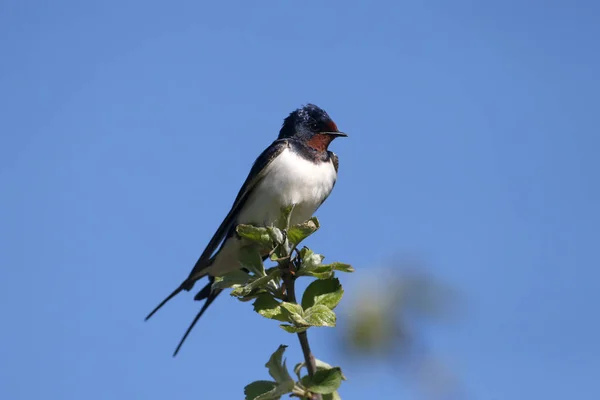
[310,121,319,131]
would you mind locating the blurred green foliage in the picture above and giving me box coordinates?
[337,266,463,399]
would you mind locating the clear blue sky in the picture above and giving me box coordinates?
[1,0,598,399]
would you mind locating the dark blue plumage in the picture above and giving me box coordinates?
[146,104,347,356]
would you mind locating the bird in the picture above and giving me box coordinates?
[145,104,347,356]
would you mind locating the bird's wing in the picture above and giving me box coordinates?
[186,138,290,281]
[329,151,340,173]
[144,139,290,321]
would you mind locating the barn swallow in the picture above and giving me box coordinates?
[145,104,347,355]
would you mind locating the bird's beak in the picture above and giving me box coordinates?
[322,131,348,138]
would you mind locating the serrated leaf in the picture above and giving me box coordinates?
[239,245,266,276]
[300,368,344,394]
[237,224,268,239]
[287,217,320,245]
[244,381,277,400]
[212,270,251,290]
[297,249,353,277]
[266,226,285,245]
[280,302,309,326]
[253,294,289,322]
[328,262,355,273]
[266,345,293,384]
[237,224,273,248]
[301,278,344,310]
[244,380,294,400]
[231,269,281,297]
[279,324,308,333]
[299,248,325,270]
[279,301,303,315]
[304,305,336,327]
[298,267,334,279]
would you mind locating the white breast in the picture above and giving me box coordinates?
[238,147,337,227]
[206,147,337,276]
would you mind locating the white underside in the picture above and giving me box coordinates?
[205,148,337,276]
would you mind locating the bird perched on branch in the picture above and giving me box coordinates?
[145,104,347,355]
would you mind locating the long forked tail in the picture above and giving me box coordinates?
[145,284,187,321]
[173,278,222,356]
[145,257,212,321]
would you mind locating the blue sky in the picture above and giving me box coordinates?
[1,0,599,399]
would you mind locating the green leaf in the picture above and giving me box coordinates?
[237,294,263,302]
[276,204,295,229]
[244,380,294,400]
[266,226,285,245]
[301,278,344,310]
[239,245,266,276]
[287,217,320,245]
[244,381,277,400]
[298,267,334,279]
[323,391,342,400]
[304,305,336,327]
[280,302,309,326]
[231,269,281,297]
[279,324,308,333]
[279,301,303,316]
[328,262,355,273]
[237,224,273,249]
[293,362,303,379]
[299,248,325,270]
[212,270,251,290]
[266,345,293,383]
[300,368,344,394]
[294,359,346,380]
[244,346,295,399]
[296,248,353,278]
[292,383,309,399]
[253,294,289,322]
[297,262,354,278]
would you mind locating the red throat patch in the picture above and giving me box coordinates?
[306,133,335,151]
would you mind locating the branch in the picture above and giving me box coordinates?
[236,211,351,399]
[281,267,322,400]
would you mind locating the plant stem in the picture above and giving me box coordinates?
[282,270,322,400]
[281,205,321,399]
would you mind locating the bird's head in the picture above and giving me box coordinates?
[278,104,347,151]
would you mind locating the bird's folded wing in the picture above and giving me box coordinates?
[185,139,290,282]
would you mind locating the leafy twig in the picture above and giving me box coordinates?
[228,208,352,400]
[281,262,321,400]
